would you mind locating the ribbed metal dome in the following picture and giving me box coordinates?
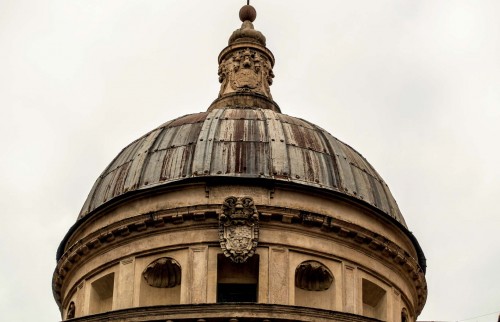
[79,107,406,227]
[54,8,428,321]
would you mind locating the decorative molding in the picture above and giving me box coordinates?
[219,196,259,263]
[121,258,134,265]
[62,303,383,322]
[53,203,426,314]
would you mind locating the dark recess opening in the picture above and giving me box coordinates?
[216,254,259,303]
[217,283,257,302]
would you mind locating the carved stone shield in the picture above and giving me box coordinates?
[219,196,259,263]
[218,48,273,98]
[233,68,260,90]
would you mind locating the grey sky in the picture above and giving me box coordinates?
[0,1,499,321]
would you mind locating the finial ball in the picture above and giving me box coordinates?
[239,5,257,22]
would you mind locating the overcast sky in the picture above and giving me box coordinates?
[1,1,499,321]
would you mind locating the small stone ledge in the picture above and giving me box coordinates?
[65,303,382,322]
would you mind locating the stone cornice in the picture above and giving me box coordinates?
[54,204,426,315]
[66,303,382,322]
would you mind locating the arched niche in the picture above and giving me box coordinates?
[294,260,334,310]
[402,308,409,322]
[66,301,75,320]
[139,257,181,306]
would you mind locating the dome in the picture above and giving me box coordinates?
[54,6,427,321]
[79,107,406,227]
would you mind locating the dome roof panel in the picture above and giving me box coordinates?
[282,123,328,153]
[215,119,267,142]
[277,113,316,130]
[287,146,338,187]
[78,107,405,227]
[211,141,270,176]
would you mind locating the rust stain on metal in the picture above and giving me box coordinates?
[80,107,405,227]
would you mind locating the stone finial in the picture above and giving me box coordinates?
[229,20,266,46]
[209,4,278,112]
[239,4,257,22]
[217,5,274,97]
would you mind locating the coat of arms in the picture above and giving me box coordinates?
[218,48,274,99]
[219,196,259,263]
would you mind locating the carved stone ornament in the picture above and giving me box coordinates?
[142,257,181,288]
[219,196,259,263]
[218,48,274,99]
[295,260,333,291]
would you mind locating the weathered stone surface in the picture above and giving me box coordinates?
[190,246,208,304]
[64,303,384,322]
[269,247,289,305]
[54,5,426,322]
